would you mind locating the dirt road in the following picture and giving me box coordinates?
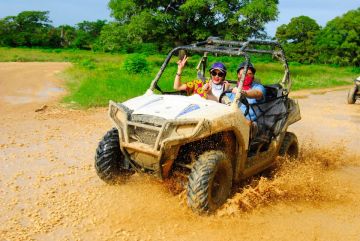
[1,62,359,240]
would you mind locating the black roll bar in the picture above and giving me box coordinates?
[149,38,291,99]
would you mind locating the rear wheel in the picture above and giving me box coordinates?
[95,128,133,184]
[279,132,299,159]
[347,86,357,104]
[187,151,233,213]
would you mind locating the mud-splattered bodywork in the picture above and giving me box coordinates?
[109,94,250,180]
[107,38,301,183]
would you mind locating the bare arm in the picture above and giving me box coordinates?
[241,89,263,100]
[232,87,264,100]
[173,55,188,91]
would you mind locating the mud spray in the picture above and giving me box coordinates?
[2,62,360,240]
[217,141,359,216]
[2,140,359,241]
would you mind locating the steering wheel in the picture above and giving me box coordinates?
[218,90,250,116]
[218,90,233,105]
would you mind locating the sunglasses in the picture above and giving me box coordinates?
[211,71,225,78]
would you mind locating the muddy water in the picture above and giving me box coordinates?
[0,63,360,240]
[289,89,360,153]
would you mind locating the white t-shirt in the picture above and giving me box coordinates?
[211,82,226,98]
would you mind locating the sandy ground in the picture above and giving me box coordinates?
[0,62,360,241]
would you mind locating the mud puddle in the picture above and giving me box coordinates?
[2,139,360,240]
[1,63,360,240]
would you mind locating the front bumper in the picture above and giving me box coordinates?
[108,101,206,171]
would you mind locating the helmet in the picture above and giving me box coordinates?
[236,62,256,74]
[209,62,227,74]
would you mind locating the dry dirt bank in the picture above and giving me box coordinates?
[0,62,359,240]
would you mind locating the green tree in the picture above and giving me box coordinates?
[316,8,360,66]
[97,22,126,52]
[47,28,62,48]
[106,0,279,49]
[0,16,18,46]
[14,11,52,46]
[275,16,320,63]
[0,11,56,47]
[58,25,77,47]
[72,20,107,49]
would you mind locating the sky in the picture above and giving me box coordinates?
[265,0,360,36]
[0,0,359,37]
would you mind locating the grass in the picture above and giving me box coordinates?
[0,47,123,63]
[0,47,359,108]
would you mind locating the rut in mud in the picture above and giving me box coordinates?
[1,63,360,240]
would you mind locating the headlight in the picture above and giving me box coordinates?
[109,101,129,128]
[175,123,197,136]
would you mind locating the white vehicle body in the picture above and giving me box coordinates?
[95,38,301,213]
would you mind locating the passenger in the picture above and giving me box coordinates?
[231,62,266,121]
[173,55,230,100]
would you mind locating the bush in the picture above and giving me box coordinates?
[133,43,158,55]
[78,58,96,69]
[124,54,148,73]
[288,62,301,66]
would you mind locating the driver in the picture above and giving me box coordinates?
[173,55,230,100]
[229,62,266,121]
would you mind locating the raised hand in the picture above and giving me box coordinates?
[202,82,212,93]
[177,55,188,73]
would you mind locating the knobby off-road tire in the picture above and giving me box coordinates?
[187,150,233,214]
[95,128,132,184]
[347,86,357,104]
[279,132,299,159]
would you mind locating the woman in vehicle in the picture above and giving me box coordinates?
[173,55,230,101]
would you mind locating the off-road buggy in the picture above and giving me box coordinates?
[347,76,360,104]
[95,37,301,213]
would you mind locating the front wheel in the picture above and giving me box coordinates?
[279,132,299,159]
[95,128,133,184]
[187,151,233,213]
[347,86,357,104]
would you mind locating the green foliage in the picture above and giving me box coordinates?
[123,53,148,73]
[0,11,53,47]
[0,4,358,69]
[1,47,357,108]
[77,58,97,69]
[62,61,154,107]
[133,43,158,55]
[315,8,360,66]
[276,16,320,43]
[0,46,125,62]
[96,22,126,52]
[275,16,321,64]
[0,11,106,50]
[225,0,279,40]
[58,25,76,48]
[71,20,107,49]
[275,8,359,66]
[107,0,279,47]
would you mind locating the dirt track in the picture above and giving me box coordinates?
[1,62,360,240]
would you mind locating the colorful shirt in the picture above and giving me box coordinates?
[186,79,228,99]
[185,79,209,98]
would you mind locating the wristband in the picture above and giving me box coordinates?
[176,72,181,76]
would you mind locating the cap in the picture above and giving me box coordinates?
[236,62,256,74]
[209,62,227,74]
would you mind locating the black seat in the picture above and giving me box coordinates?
[264,84,284,101]
[248,83,288,153]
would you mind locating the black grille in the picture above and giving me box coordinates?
[128,126,159,146]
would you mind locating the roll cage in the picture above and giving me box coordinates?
[148,37,291,109]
